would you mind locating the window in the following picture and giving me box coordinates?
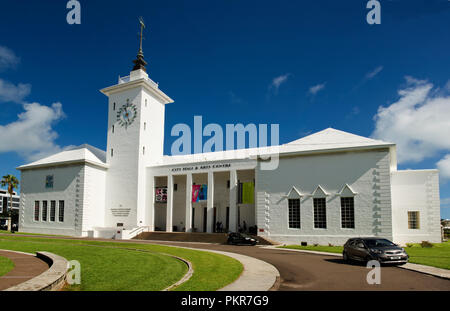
[45,175,54,188]
[145,99,147,107]
[408,211,420,229]
[143,146,145,155]
[144,122,146,130]
[341,197,355,229]
[288,199,301,229]
[313,198,327,229]
[58,201,64,222]
[111,148,114,157]
[42,201,48,221]
[50,200,56,222]
[113,102,116,110]
[112,125,115,133]
[34,201,40,221]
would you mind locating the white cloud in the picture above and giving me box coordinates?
[365,66,384,79]
[0,79,31,103]
[0,102,67,161]
[0,46,20,70]
[309,82,326,95]
[269,74,290,93]
[372,77,450,176]
[437,155,450,180]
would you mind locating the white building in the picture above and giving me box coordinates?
[0,189,20,213]
[0,189,20,229]
[17,37,441,245]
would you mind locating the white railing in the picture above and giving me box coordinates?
[121,226,150,239]
[118,75,159,88]
[118,75,131,84]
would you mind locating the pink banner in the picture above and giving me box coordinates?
[192,185,201,202]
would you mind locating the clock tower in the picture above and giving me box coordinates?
[100,19,173,230]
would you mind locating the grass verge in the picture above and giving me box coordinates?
[0,235,243,291]
[0,256,14,277]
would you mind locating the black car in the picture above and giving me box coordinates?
[227,232,258,245]
[343,237,409,265]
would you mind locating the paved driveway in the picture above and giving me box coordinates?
[146,241,450,291]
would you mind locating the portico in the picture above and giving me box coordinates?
[148,160,256,234]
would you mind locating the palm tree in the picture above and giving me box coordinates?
[1,175,19,232]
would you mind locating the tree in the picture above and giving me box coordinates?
[1,175,19,232]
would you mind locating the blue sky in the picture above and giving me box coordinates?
[0,0,449,218]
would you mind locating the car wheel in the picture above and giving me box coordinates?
[366,256,378,265]
[343,251,349,262]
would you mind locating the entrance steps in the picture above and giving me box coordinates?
[134,231,275,245]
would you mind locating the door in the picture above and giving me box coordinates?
[203,207,207,232]
[226,206,230,231]
[213,207,217,232]
[354,240,368,260]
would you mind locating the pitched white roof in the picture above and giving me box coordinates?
[18,144,107,170]
[279,128,393,154]
[157,128,394,166]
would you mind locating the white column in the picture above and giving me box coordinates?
[166,174,174,232]
[206,171,214,233]
[148,176,155,231]
[229,170,238,232]
[185,173,193,232]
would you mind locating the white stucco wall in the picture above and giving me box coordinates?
[81,164,107,234]
[19,163,107,236]
[391,170,441,245]
[19,164,84,236]
[256,149,393,245]
[104,82,166,230]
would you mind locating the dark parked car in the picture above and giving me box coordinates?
[343,237,409,265]
[227,232,258,245]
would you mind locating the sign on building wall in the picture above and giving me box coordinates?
[155,187,168,203]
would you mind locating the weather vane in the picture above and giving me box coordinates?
[132,16,148,72]
[138,16,146,56]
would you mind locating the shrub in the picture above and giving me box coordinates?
[328,243,334,247]
[313,243,319,247]
[405,243,414,248]
[420,241,433,248]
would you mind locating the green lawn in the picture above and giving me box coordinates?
[279,241,450,270]
[0,255,14,277]
[404,241,450,270]
[0,235,242,291]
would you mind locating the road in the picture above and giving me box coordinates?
[146,241,450,291]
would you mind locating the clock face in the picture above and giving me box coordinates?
[116,102,137,128]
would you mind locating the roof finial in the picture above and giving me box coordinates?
[132,17,148,72]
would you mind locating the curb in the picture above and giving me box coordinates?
[261,245,341,257]
[177,246,280,291]
[162,255,194,291]
[150,244,280,291]
[4,251,69,291]
[398,263,450,280]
